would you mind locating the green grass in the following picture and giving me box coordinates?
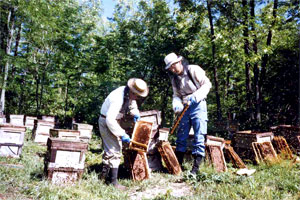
[0,131,299,200]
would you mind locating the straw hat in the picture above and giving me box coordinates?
[127,78,149,97]
[164,52,182,70]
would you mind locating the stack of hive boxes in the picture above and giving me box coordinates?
[232,130,274,162]
[45,137,88,184]
[45,123,93,184]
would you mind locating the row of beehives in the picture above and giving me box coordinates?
[204,125,300,173]
[0,114,94,184]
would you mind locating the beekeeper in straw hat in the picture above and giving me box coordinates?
[98,78,149,190]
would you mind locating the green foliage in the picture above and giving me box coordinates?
[0,0,299,130]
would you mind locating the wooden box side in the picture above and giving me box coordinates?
[206,145,227,172]
[158,141,181,175]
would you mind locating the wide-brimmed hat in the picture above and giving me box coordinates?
[127,78,149,97]
[164,52,182,70]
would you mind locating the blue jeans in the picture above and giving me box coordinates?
[175,100,208,157]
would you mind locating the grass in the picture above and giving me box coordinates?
[0,130,299,200]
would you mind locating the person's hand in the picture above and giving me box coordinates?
[121,133,131,143]
[188,95,197,105]
[174,104,184,114]
[133,114,141,123]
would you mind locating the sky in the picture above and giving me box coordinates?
[101,0,117,18]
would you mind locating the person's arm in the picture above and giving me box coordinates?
[190,65,212,102]
[171,79,184,113]
[106,100,127,137]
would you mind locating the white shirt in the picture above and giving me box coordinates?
[100,86,139,137]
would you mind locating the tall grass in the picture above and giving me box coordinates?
[0,131,299,200]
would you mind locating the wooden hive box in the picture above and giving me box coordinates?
[50,129,81,141]
[205,135,227,172]
[158,128,169,141]
[72,123,93,141]
[224,140,247,169]
[157,141,182,175]
[129,120,153,152]
[0,124,26,158]
[252,141,278,164]
[32,119,55,144]
[140,110,161,139]
[119,110,161,138]
[123,150,151,181]
[25,116,37,130]
[272,125,300,154]
[9,114,24,126]
[45,138,88,184]
[232,131,274,161]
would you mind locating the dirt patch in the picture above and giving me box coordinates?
[128,179,193,199]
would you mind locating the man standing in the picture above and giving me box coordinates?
[98,78,149,190]
[164,52,212,174]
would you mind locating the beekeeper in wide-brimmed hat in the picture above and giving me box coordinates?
[98,78,149,190]
[164,52,212,175]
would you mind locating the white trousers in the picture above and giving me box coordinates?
[98,116,122,168]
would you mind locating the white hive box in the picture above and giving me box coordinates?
[0,124,26,158]
[50,129,81,140]
[72,123,93,141]
[32,119,55,144]
[9,114,24,126]
[25,116,37,130]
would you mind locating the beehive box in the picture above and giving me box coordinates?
[140,110,161,138]
[45,138,88,184]
[205,136,227,172]
[232,131,274,161]
[32,119,55,144]
[158,128,169,141]
[42,115,55,123]
[157,141,182,175]
[252,141,278,164]
[123,150,151,181]
[50,129,81,140]
[206,145,227,172]
[25,116,37,130]
[0,124,26,158]
[9,114,24,126]
[129,121,153,152]
[224,140,246,169]
[272,125,300,154]
[206,135,225,149]
[119,110,161,138]
[272,136,293,159]
[0,114,6,124]
[72,123,93,141]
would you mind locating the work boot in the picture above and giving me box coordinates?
[110,168,127,191]
[175,151,185,169]
[99,164,110,182]
[191,154,203,174]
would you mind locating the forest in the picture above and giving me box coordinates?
[1,0,300,134]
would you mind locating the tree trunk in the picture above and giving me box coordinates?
[242,0,254,121]
[1,6,15,114]
[259,0,278,120]
[250,0,261,122]
[207,0,222,120]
